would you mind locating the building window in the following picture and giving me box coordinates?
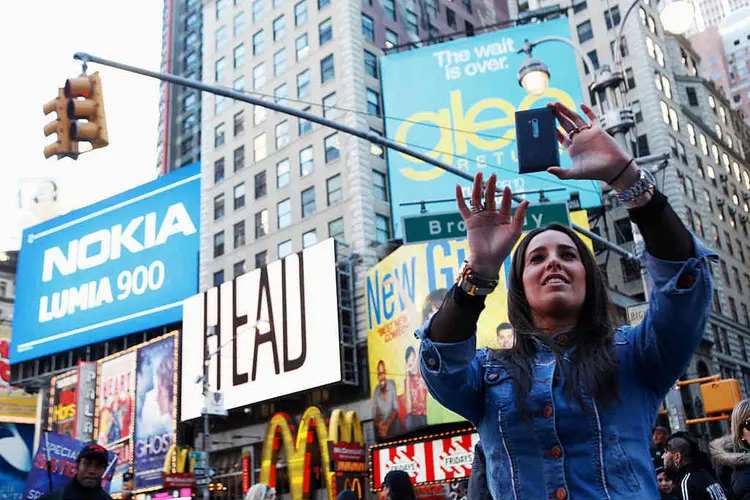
[367,89,381,116]
[215,95,227,115]
[234,183,246,210]
[295,0,308,25]
[255,170,267,199]
[324,133,340,162]
[253,0,264,22]
[214,123,226,147]
[233,43,245,68]
[233,112,245,137]
[584,50,599,74]
[255,250,268,268]
[297,69,311,97]
[276,121,289,149]
[734,266,743,292]
[253,30,264,55]
[234,11,246,37]
[214,158,225,183]
[254,104,267,125]
[376,215,390,244]
[604,5,620,29]
[216,26,228,51]
[273,15,285,41]
[234,221,246,248]
[322,92,337,119]
[722,328,731,355]
[730,297,739,323]
[319,18,333,45]
[713,324,722,352]
[273,0,285,8]
[384,0,396,20]
[255,210,269,238]
[274,48,287,76]
[614,218,633,244]
[277,199,292,228]
[216,0,227,18]
[321,54,335,82]
[742,303,750,326]
[214,231,225,257]
[301,187,316,217]
[234,260,245,278]
[362,14,375,41]
[446,7,456,28]
[625,67,635,89]
[327,174,342,205]
[364,50,378,78]
[621,257,640,282]
[214,193,225,220]
[373,170,388,201]
[278,240,293,259]
[214,270,225,286]
[302,230,317,248]
[277,158,291,188]
[253,63,266,89]
[299,109,313,136]
[406,10,418,35]
[741,335,748,361]
[318,0,330,8]
[385,29,398,49]
[631,100,643,123]
[254,133,268,161]
[370,129,385,157]
[274,83,288,105]
[329,217,345,242]
[296,33,309,60]
[577,20,593,43]
[300,146,314,176]
[636,135,650,157]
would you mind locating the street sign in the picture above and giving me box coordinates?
[402,203,571,244]
[195,477,211,486]
[626,302,649,326]
[189,451,208,460]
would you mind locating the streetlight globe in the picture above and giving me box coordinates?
[658,0,696,34]
[518,56,550,96]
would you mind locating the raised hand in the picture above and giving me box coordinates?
[456,173,529,278]
[547,102,638,191]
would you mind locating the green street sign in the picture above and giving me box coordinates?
[402,203,571,244]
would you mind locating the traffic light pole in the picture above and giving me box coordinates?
[73,51,638,262]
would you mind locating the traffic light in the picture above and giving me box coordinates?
[43,88,78,159]
[65,71,109,150]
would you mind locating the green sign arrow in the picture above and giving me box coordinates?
[402,203,571,244]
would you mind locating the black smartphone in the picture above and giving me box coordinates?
[515,107,559,174]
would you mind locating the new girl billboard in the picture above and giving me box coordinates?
[365,212,592,439]
[380,18,600,237]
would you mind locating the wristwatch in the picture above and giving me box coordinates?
[615,168,656,204]
[455,260,499,296]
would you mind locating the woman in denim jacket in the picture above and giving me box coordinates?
[418,102,716,500]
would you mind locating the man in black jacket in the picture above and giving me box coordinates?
[40,444,112,500]
[664,435,727,500]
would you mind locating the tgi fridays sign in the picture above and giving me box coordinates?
[371,432,479,490]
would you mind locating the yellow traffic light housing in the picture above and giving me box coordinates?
[65,72,109,150]
[43,88,79,159]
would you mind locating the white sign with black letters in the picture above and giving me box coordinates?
[180,239,342,421]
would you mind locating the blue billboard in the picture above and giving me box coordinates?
[380,18,601,236]
[11,163,200,363]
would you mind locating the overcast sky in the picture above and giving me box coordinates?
[0,1,164,251]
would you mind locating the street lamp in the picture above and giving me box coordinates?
[657,0,696,34]
[516,38,597,96]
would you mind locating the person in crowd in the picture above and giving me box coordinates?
[495,322,514,349]
[373,360,402,438]
[417,102,716,499]
[245,484,276,500]
[710,399,750,499]
[336,489,358,500]
[654,426,670,467]
[40,444,112,500]
[657,466,679,499]
[403,346,427,431]
[381,470,415,500]
[468,441,492,500]
[422,289,449,323]
[663,434,727,499]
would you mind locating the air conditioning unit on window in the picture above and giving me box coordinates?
[743,192,750,201]
[719,174,729,182]
[729,206,737,215]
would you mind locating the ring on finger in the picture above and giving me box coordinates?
[485,199,497,211]
[471,204,484,214]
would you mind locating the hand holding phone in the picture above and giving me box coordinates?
[515,106,559,174]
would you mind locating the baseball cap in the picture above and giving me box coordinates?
[78,444,108,464]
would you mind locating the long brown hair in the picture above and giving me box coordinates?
[502,223,620,418]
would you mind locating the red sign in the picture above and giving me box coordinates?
[242,454,250,494]
[370,431,478,490]
[329,442,366,473]
[163,473,196,488]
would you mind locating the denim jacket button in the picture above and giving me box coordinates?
[556,487,567,500]
[427,358,437,367]
[549,446,561,459]
[543,406,553,418]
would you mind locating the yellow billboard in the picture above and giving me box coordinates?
[365,211,591,439]
[0,325,38,423]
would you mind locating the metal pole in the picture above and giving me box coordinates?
[202,330,211,500]
[72,52,637,262]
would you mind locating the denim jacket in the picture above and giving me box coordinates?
[418,235,716,500]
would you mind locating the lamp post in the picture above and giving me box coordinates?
[199,320,270,500]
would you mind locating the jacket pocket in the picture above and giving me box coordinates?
[604,434,641,493]
[483,367,513,408]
